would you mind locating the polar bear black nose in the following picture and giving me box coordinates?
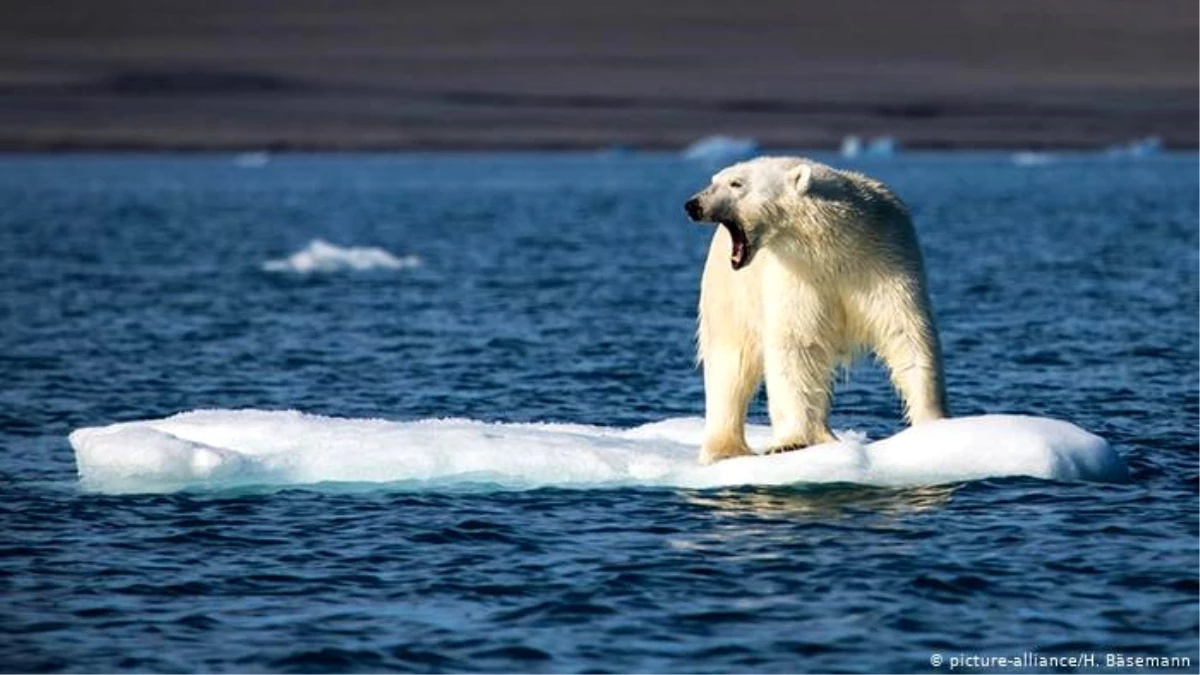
[685,198,703,221]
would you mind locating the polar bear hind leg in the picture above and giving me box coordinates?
[850,281,949,425]
[761,269,839,453]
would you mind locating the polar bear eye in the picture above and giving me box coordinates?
[729,179,744,189]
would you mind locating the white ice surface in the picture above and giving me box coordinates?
[70,410,1129,494]
[682,135,760,162]
[262,239,420,273]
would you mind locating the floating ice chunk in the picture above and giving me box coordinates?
[683,136,760,163]
[262,239,420,274]
[1012,151,1056,166]
[864,136,900,157]
[841,136,900,159]
[1104,136,1163,158]
[70,410,1128,494]
[233,151,270,167]
[840,135,863,158]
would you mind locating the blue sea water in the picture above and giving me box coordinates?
[1,152,1197,673]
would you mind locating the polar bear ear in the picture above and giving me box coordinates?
[789,164,813,195]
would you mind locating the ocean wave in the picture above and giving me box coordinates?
[262,239,420,274]
[70,410,1128,494]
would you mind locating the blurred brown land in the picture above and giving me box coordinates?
[0,0,1195,151]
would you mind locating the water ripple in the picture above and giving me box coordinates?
[0,154,1195,672]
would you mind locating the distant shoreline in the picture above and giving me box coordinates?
[1,1,1194,154]
[0,97,1191,152]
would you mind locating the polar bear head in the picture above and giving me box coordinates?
[684,156,821,270]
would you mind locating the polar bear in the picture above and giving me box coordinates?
[684,156,948,464]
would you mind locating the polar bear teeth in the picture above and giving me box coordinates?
[721,221,749,270]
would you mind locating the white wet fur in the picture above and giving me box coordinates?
[71,410,1128,494]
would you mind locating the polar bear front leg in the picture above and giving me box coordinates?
[761,272,837,452]
[699,347,762,464]
[763,339,837,453]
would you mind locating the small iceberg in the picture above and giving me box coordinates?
[233,151,270,168]
[1011,151,1056,167]
[683,135,760,163]
[1104,136,1163,158]
[866,136,900,156]
[262,239,420,274]
[71,411,1129,494]
[841,135,900,158]
[840,135,864,158]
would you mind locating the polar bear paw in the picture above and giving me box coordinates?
[698,439,753,465]
[764,442,810,456]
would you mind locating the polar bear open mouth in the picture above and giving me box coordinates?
[721,221,751,270]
